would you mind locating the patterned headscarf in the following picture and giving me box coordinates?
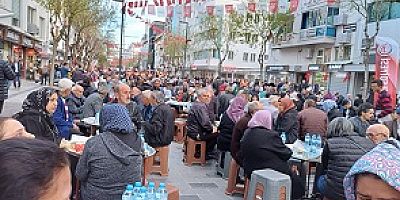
[248,110,272,130]
[22,87,56,114]
[343,140,400,200]
[100,104,134,135]
[226,96,247,123]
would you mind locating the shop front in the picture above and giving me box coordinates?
[266,65,290,83]
[308,64,329,92]
[327,64,350,95]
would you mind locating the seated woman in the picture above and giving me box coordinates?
[274,98,299,144]
[317,117,375,200]
[344,140,400,200]
[217,96,247,152]
[0,138,71,200]
[76,104,142,200]
[240,110,304,199]
[0,117,34,140]
[13,87,60,144]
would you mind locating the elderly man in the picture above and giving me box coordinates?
[143,91,174,148]
[67,85,85,120]
[231,101,263,166]
[53,78,79,140]
[141,90,155,122]
[187,88,218,159]
[366,124,390,144]
[152,78,161,91]
[114,83,142,131]
[82,86,109,118]
[297,98,328,140]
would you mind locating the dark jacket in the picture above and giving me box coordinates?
[384,120,400,140]
[14,109,60,145]
[218,93,235,117]
[66,93,85,120]
[143,103,174,148]
[10,61,21,76]
[76,132,142,200]
[327,107,343,122]
[321,133,375,200]
[53,96,73,139]
[231,113,251,166]
[349,116,370,137]
[297,107,328,140]
[217,112,235,152]
[0,61,15,100]
[207,95,218,122]
[342,106,357,119]
[83,92,103,118]
[126,101,142,132]
[275,108,299,144]
[240,127,293,178]
[186,101,213,139]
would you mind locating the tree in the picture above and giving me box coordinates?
[239,12,294,80]
[197,12,243,77]
[163,33,186,73]
[347,0,389,98]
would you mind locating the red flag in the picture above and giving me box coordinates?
[206,6,214,16]
[184,5,191,17]
[153,0,159,6]
[148,5,155,14]
[144,0,148,7]
[327,0,336,5]
[134,1,138,7]
[178,0,183,4]
[167,6,173,17]
[139,0,143,7]
[167,0,172,6]
[159,0,164,6]
[127,2,134,16]
[248,3,256,13]
[185,0,191,4]
[269,0,278,13]
[225,4,233,14]
[289,0,299,13]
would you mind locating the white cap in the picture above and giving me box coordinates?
[56,78,74,91]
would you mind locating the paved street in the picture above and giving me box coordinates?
[0,80,43,117]
[1,79,241,200]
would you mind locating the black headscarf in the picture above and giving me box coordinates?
[22,87,56,114]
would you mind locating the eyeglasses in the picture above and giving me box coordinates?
[366,132,385,138]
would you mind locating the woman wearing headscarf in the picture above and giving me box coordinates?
[217,96,247,152]
[316,117,375,200]
[274,98,299,144]
[343,140,400,200]
[76,104,142,200]
[240,110,305,199]
[13,87,60,144]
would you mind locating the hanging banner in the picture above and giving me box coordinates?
[289,0,299,13]
[225,4,233,14]
[269,0,279,13]
[184,5,191,17]
[375,37,400,108]
[153,0,159,6]
[206,5,214,16]
[159,0,164,6]
[248,2,256,13]
[167,6,174,17]
[148,5,155,14]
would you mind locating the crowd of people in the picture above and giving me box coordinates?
[0,63,399,200]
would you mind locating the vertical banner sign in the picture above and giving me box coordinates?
[159,0,164,6]
[184,5,191,17]
[248,3,256,13]
[167,6,174,17]
[206,6,214,16]
[225,4,233,14]
[375,37,400,108]
[269,0,279,13]
[289,0,299,13]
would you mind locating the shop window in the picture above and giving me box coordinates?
[368,1,400,22]
[324,48,332,63]
[334,47,340,61]
[212,49,218,59]
[228,51,234,60]
[250,53,256,62]
[243,52,249,62]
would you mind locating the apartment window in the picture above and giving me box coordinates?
[243,52,249,62]
[301,7,339,29]
[368,2,400,22]
[334,47,340,61]
[316,49,324,64]
[264,54,269,60]
[40,17,45,38]
[324,48,332,63]
[343,45,351,60]
[228,51,234,60]
[212,49,218,59]
[27,6,36,25]
[250,53,256,62]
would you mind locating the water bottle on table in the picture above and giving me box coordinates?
[310,134,317,156]
[304,133,311,152]
[147,182,156,200]
[136,186,147,200]
[133,182,142,199]
[316,135,322,155]
[156,183,168,200]
[122,184,133,200]
[280,132,286,144]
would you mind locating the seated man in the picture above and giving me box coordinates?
[187,88,218,159]
[82,86,109,118]
[366,124,390,144]
[67,85,85,120]
[143,91,174,148]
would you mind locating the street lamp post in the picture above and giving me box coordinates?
[179,21,189,79]
[113,0,125,78]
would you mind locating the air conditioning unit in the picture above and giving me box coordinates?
[337,32,352,44]
[305,48,314,59]
[334,14,348,26]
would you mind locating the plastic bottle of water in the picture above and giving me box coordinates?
[304,133,311,152]
[136,186,147,200]
[316,135,322,155]
[156,183,168,200]
[133,182,141,200]
[95,112,100,124]
[122,184,133,200]
[147,182,156,200]
[280,132,286,144]
[311,135,317,157]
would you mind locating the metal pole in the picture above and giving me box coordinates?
[183,22,188,78]
[119,0,125,78]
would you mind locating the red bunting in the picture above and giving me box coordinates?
[327,0,336,5]
[248,3,256,13]
[133,1,138,7]
[148,5,155,14]
[225,4,233,14]
[184,5,191,17]
[206,5,214,16]
[159,0,164,6]
[289,0,299,13]
[167,6,174,17]
[269,0,278,13]
[185,0,191,4]
[153,0,159,6]
[166,0,173,6]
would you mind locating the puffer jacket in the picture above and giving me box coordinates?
[0,60,15,100]
[186,102,213,139]
[217,112,235,152]
[143,103,174,148]
[274,108,299,144]
[321,133,375,200]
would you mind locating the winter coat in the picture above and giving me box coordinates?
[143,103,174,148]
[53,96,73,139]
[186,102,213,139]
[0,60,15,100]
[321,133,375,200]
[274,108,299,144]
[218,93,235,117]
[297,107,328,140]
[125,101,142,132]
[349,116,370,137]
[83,92,103,118]
[217,112,235,152]
[76,132,142,200]
[231,113,251,166]
[66,93,85,120]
